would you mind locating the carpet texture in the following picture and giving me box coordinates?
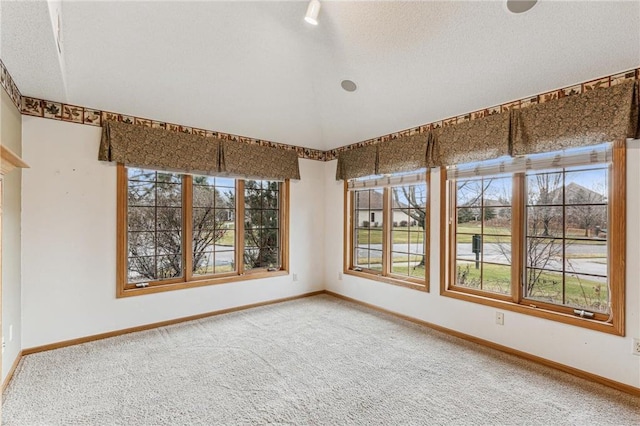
[2,295,639,425]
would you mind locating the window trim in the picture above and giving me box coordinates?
[116,164,290,298]
[440,141,626,335]
[343,172,430,292]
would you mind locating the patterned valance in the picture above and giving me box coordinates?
[511,80,639,156]
[377,134,428,175]
[336,144,378,180]
[99,120,300,180]
[220,140,300,181]
[99,120,221,175]
[432,112,511,167]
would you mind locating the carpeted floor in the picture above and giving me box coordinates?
[2,295,639,425]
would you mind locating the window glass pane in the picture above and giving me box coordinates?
[457,179,483,207]
[128,181,155,206]
[369,249,383,271]
[389,183,427,280]
[564,168,608,205]
[391,252,411,276]
[564,238,607,278]
[244,180,281,270]
[127,168,183,284]
[128,232,155,257]
[527,206,563,237]
[524,267,564,305]
[453,176,512,295]
[484,177,512,206]
[479,263,512,295]
[566,205,607,238]
[353,189,383,271]
[482,237,511,268]
[526,237,562,271]
[157,208,182,231]
[354,247,370,270]
[157,255,182,279]
[524,165,610,314]
[215,250,235,273]
[157,182,181,206]
[456,260,481,289]
[192,175,237,276]
[128,256,155,283]
[564,273,609,313]
[193,252,213,275]
[457,207,481,227]
[484,207,511,236]
[193,185,216,208]
[128,168,156,182]
[128,207,155,231]
[527,172,563,205]
[157,231,182,255]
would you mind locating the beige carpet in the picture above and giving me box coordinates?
[2,295,639,425]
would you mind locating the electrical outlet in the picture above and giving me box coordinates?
[495,312,504,326]
[633,338,640,356]
[292,273,298,282]
[2,337,5,354]
[338,272,343,281]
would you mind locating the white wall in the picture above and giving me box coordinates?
[18,114,640,389]
[21,117,324,348]
[1,89,23,383]
[323,144,640,388]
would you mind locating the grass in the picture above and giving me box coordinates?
[456,222,606,246]
[193,264,235,275]
[356,226,424,245]
[216,229,235,246]
[456,261,608,312]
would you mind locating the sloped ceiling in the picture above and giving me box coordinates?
[1,1,639,151]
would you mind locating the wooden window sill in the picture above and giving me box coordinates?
[441,287,622,336]
[344,269,429,293]
[118,269,289,298]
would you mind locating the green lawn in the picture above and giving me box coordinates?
[216,229,235,246]
[356,226,424,245]
[456,222,606,246]
[455,261,608,312]
[192,264,235,275]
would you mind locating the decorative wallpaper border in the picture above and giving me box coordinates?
[19,97,327,161]
[3,57,639,163]
[324,67,640,161]
[0,59,22,111]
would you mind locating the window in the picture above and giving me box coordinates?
[442,143,625,334]
[345,171,429,291]
[118,164,289,296]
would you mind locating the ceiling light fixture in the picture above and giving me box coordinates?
[506,0,538,14]
[304,0,321,25]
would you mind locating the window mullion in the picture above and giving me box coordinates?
[448,177,457,289]
[236,180,245,275]
[183,174,193,282]
[512,173,525,303]
[382,188,390,276]
[279,181,289,272]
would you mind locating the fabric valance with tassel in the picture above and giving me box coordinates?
[99,120,300,181]
[335,80,639,180]
[220,140,300,181]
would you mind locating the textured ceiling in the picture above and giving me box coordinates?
[1,1,639,151]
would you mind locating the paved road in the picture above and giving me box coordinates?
[356,242,607,281]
